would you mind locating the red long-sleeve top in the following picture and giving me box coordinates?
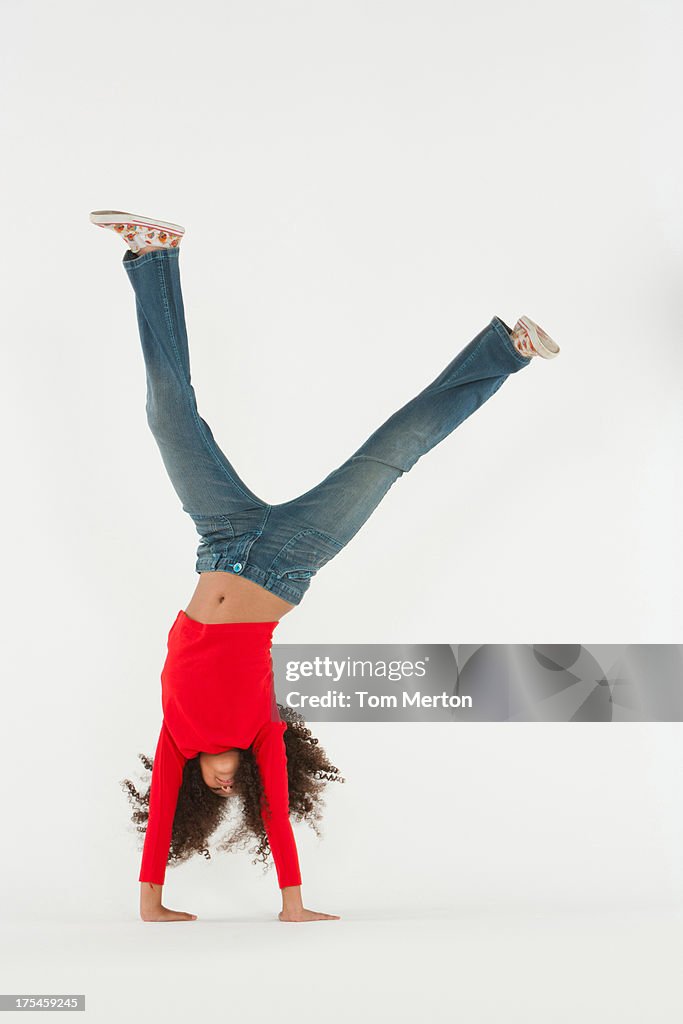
[139,609,301,889]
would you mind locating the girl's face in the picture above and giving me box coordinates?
[199,749,241,797]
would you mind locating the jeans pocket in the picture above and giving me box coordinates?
[188,512,263,569]
[269,528,343,582]
[187,513,235,547]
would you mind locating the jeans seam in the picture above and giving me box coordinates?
[351,453,407,474]
[267,504,344,550]
[269,527,345,567]
[431,332,487,395]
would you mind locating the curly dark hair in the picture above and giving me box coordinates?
[121,704,345,879]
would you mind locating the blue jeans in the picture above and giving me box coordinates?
[122,246,531,605]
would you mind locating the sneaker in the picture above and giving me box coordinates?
[510,316,560,359]
[89,210,185,253]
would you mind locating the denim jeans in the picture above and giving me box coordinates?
[122,246,531,605]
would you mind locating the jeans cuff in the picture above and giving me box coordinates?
[491,315,532,368]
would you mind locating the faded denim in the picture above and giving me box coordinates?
[123,246,531,605]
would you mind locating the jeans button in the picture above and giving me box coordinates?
[233,562,243,573]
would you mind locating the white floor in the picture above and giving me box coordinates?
[3,902,682,1023]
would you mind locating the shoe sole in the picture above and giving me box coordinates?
[518,316,560,359]
[89,210,186,235]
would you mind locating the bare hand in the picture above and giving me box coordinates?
[278,907,340,923]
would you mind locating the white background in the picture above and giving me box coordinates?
[2,1,682,1021]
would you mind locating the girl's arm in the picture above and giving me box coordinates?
[252,722,340,923]
[138,721,196,922]
[251,721,302,888]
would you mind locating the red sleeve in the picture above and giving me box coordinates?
[252,721,302,889]
[139,720,186,885]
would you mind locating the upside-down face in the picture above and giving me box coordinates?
[199,748,242,797]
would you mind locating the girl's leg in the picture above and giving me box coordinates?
[122,247,271,558]
[268,315,531,556]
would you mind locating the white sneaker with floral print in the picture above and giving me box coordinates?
[89,210,185,253]
[510,316,560,359]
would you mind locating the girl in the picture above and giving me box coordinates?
[92,210,559,925]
